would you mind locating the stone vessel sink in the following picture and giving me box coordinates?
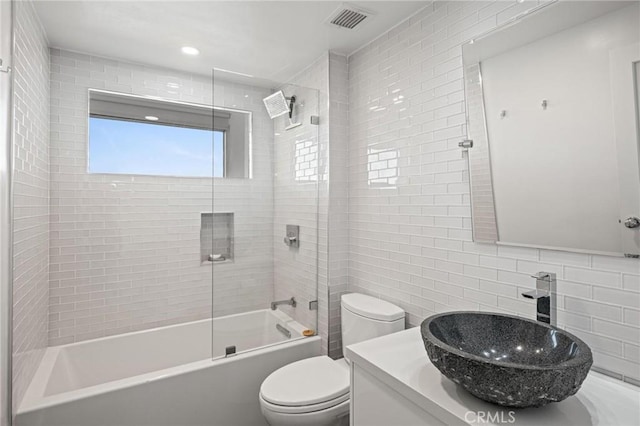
[421,312,593,408]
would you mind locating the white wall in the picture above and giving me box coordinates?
[12,0,50,411]
[348,0,640,383]
[49,49,275,346]
[482,3,638,254]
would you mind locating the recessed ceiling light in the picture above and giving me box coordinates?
[145,115,159,121]
[181,46,200,56]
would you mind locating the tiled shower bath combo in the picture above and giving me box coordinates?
[0,1,638,426]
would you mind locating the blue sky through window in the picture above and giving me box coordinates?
[89,117,224,177]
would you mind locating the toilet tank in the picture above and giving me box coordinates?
[341,293,405,361]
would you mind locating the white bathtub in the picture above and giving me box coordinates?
[16,309,320,426]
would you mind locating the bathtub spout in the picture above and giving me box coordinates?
[271,297,297,310]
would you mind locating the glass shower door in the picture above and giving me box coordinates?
[271,83,321,345]
[209,70,319,358]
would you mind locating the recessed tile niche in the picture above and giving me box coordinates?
[200,213,234,264]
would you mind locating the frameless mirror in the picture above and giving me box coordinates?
[88,89,252,178]
[463,1,640,257]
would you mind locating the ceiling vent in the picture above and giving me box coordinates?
[326,4,373,30]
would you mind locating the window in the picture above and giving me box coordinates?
[88,90,251,178]
[89,117,225,177]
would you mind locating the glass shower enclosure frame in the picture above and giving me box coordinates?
[209,71,321,359]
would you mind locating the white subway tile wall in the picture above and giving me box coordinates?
[12,0,50,410]
[49,49,276,346]
[347,0,640,381]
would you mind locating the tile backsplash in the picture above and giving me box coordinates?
[347,0,640,382]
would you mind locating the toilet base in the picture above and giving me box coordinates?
[260,399,349,426]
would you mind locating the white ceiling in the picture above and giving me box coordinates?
[34,0,426,86]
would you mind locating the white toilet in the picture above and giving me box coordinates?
[259,293,405,426]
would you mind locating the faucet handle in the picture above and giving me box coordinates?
[531,272,555,280]
[529,272,557,296]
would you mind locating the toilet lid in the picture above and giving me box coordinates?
[260,356,349,407]
[342,293,405,322]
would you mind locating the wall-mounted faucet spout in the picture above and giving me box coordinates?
[271,297,297,310]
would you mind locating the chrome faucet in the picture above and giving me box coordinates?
[271,297,297,310]
[521,272,556,326]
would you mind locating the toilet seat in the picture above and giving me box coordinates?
[259,393,349,415]
[259,356,349,414]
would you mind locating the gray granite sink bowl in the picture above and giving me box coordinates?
[421,311,593,408]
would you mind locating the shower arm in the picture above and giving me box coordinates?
[287,95,296,119]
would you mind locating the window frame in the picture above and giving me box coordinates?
[86,89,253,179]
[216,129,227,178]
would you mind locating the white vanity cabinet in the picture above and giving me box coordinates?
[347,328,640,426]
[351,362,447,426]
